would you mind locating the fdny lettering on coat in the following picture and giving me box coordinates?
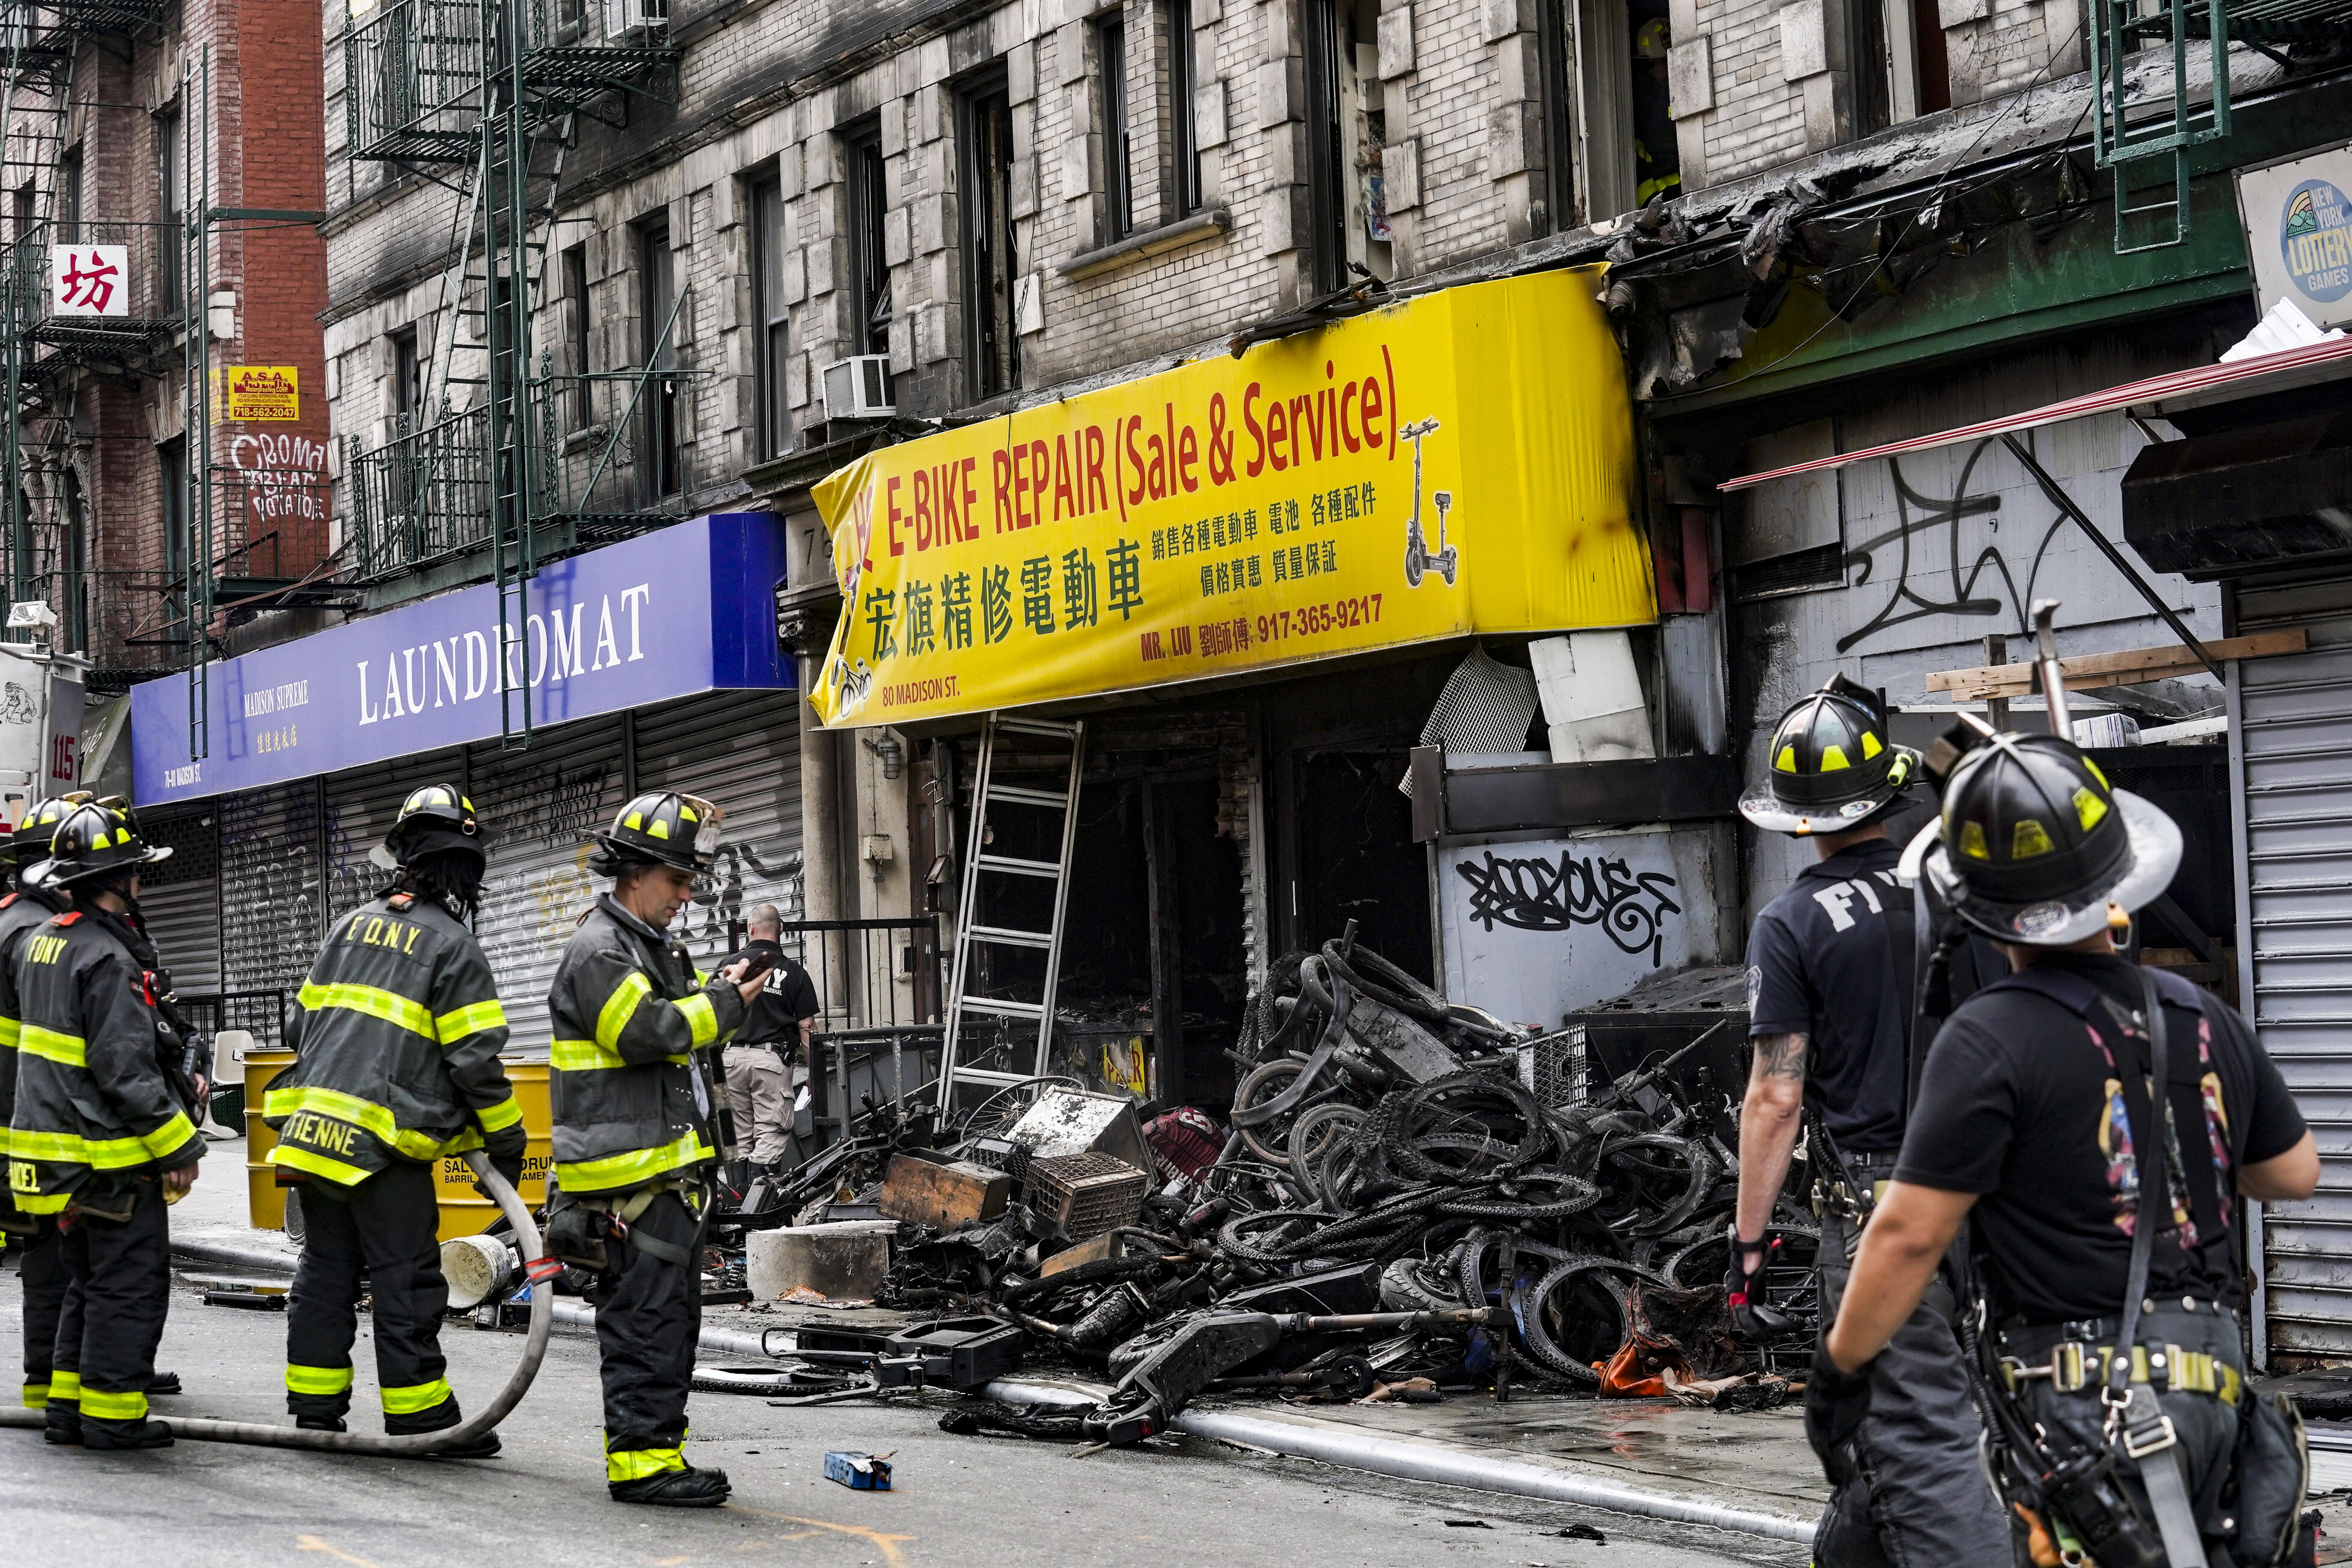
[23,934,66,966]
[1810,869,1903,933]
[344,916,423,955]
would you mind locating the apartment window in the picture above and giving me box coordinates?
[640,221,682,501]
[958,71,1019,402]
[1098,13,1133,240]
[1886,0,1951,119]
[159,440,187,582]
[843,120,891,358]
[1847,0,1892,138]
[562,244,591,427]
[1535,0,1577,230]
[1164,0,1202,217]
[1552,0,1662,221]
[12,185,31,243]
[59,148,80,241]
[750,177,791,460]
[1301,0,1389,292]
[61,470,85,655]
[390,327,423,428]
[159,114,183,309]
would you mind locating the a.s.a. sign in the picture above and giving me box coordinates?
[806,270,1654,728]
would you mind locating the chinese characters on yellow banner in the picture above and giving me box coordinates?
[808,269,1652,728]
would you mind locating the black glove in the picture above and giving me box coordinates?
[474,1127,529,1198]
[1724,1225,1797,1338]
[1804,1335,1875,1483]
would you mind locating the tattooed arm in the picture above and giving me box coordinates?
[1734,1032,1809,1267]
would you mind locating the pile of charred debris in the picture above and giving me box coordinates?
[711,936,1818,1447]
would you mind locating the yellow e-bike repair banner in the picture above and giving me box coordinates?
[806,267,1653,728]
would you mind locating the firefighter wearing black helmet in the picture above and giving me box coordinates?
[262,785,521,1455]
[1818,735,2320,1567]
[5,802,200,1449]
[546,790,763,1506]
[0,795,86,1439]
[1729,675,2011,1567]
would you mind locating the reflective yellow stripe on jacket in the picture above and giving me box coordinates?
[0,1014,22,1047]
[595,972,653,1053]
[298,981,435,1041]
[9,1112,195,1170]
[435,999,507,1044]
[549,1038,691,1073]
[476,1093,524,1132]
[263,1083,482,1163]
[554,1129,713,1193]
[19,1025,84,1067]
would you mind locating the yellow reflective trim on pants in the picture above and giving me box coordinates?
[285,1363,354,1397]
[22,1381,47,1408]
[138,1112,198,1163]
[554,1131,715,1194]
[80,1387,148,1421]
[20,1025,85,1067]
[267,1143,373,1187]
[10,1190,68,1214]
[475,1094,524,1133]
[298,980,436,1041]
[49,1371,79,1400]
[436,998,507,1044]
[380,1377,453,1415]
[675,992,717,1048]
[550,1037,626,1072]
[606,1445,688,1482]
[11,1128,157,1170]
[596,971,653,1055]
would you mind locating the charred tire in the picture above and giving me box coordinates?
[1517,1258,1659,1384]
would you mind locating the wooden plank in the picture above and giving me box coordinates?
[1925,630,2308,698]
[874,1153,1010,1229]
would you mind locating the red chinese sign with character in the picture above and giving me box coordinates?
[51,245,129,318]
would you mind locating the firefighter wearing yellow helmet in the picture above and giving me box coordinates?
[263,784,520,1455]
[1632,17,1682,206]
[544,790,764,1506]
[0,794,92,1441]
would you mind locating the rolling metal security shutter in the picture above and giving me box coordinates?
[630,690,804,974]
[217,782,323,1018]
[2234,575,2352,1358]
[468,715,627,1057]
[140,806,221,996]
[321,748,467,927]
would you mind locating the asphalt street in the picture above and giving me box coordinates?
[0,1259,1808,1568]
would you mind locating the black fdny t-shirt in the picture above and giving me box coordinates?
[1896,952,2306,1325]
[1746,838,1915,1154]
[721,938,822,1058]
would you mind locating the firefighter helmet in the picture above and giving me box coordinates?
[37,801,172,890]
[9,792,89,867]
[1739,675,1921,836]
[591,791,722,876]
[386,784,483,868]
[1915,733,2180,946]
[1634,17,1671,57]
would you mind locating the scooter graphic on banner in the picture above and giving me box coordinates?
[1399,417,1459,588]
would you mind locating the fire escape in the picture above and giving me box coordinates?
[338,0,684,746]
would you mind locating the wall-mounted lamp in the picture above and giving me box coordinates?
[863,732,904,780]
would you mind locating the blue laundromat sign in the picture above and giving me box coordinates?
[132,513,794,807]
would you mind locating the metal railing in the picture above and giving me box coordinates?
[344,405,499,580]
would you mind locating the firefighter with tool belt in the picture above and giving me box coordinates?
[1731,675,2013,1566]
[2,795,88,1438]
[1818,728,2321,1567]
[546,791,764,1506]
[263,785,523,1454]
[5,802,201,1449]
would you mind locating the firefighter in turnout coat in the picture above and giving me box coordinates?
[5,803,202,1449]
[546,790,762,1507]
[0,795,86,1437]
[264,786,523,1453]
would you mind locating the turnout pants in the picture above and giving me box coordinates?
[1815,1201,2018,1568]
[16,1216,74,1410]
[56,1179,171,1437]
[591,1189,702,1484]
[284,1160,461,1433]
[721,1045,800,1169]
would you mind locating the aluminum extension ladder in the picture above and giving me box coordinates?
[940,713,1085,1106]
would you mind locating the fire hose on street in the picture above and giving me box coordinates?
[0,1151,554,1455]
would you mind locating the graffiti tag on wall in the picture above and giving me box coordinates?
[230,433,328,527]
[1837,440,2069,654]
[1454,849,1683,965]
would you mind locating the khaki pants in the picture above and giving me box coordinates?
[722,1044,800,1167]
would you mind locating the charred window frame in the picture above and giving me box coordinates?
[1164,0,1202,216]
[1848,0,1892,138]
[1535,0,1577,230]
[1098,11,1134,240]
[958,67,1020,402]
[843,118,891,358]
[750,176,792,460]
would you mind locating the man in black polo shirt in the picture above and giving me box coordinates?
[720,903,820,1175]
[1819,734,2316,1565]
[1732,674,2010,1568]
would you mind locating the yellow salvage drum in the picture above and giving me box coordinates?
[243,1049,298,1231]
[432,1059,551,1242]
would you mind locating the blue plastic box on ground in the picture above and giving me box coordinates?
[824,1450,893,1490]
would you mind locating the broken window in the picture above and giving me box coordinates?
[958,68,1020,402]
[1302,0,1390,292]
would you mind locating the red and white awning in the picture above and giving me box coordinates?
[1715,335,2352,492]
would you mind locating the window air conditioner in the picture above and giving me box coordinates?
[822,355,895,423]
[603,0,666,39]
